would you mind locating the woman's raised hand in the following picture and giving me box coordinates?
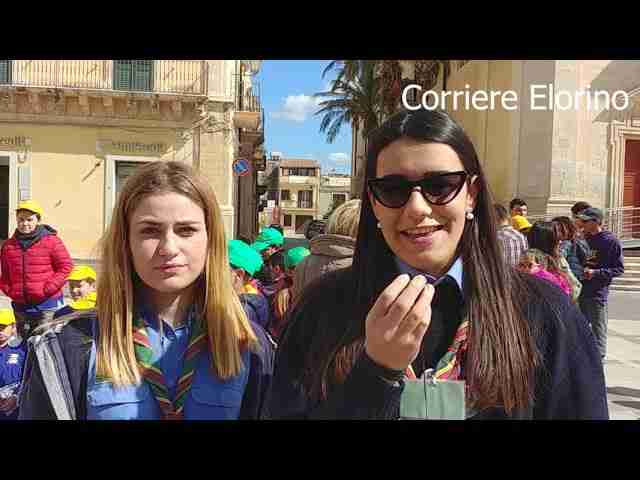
[364,274,434,371]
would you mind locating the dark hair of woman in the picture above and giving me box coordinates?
[552,216,577,242]
[526,221,568,280]
[494,204,510,224]
[298,108,541,415]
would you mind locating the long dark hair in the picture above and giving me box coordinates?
[552,216,577,242]
[527,221,567,279]
[527,221,561,256]
[302,109,540,414]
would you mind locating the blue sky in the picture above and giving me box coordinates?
[255,60,352,175]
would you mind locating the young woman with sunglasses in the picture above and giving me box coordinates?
[263,108,607,420]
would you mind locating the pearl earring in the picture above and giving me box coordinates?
[465,210,474,220]
[377,222,382,229]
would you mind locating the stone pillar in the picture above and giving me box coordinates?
[198,102,235,239]
[547,60,611,216]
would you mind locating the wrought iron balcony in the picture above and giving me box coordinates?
[234,73,262,130]
[0,60,208,96]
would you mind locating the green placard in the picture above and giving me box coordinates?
[400,379,466,420]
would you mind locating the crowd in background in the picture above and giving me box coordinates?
[496,197,625,360]
[229,198,362,344]
[0,109,625,420]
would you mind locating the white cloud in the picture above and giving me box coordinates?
[328,153,349,165]
[271,94,321,122]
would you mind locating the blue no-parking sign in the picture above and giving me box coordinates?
[232,158,251,177]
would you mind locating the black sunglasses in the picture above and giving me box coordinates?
[368,171,469,209]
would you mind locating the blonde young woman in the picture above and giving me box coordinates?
[18,161,273,420]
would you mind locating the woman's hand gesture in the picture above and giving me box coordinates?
[364,274,434,371]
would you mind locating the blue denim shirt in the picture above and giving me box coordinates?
[86,307,250,420]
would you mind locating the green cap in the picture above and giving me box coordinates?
[284,247,310,270]
[228,239,264,277]
[253,227,284,247]
[250,241,271,253]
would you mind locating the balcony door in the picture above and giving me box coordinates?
[0,153,17,241]
[624,139,640,238]
[114,60,154,92]
[0,60,11,84]
[298,190,313,209]
[104,155,156,230]
[0,162,8,239]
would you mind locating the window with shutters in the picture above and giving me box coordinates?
[113,60,154,92]
[0,60,11,85]
[298,190,313,209]
[281,189,290,201]
[116,161,148,199]
[333,193,347,207]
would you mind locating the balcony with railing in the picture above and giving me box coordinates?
[0,60,208,96]
[233,73,263,131]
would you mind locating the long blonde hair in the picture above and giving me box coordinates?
[97,161,257,386]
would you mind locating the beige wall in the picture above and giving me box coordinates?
[0,123,199,259]
[547,60,611,214]
[445,60,523,206]
[444,60,617,215]
[1,59,240,254]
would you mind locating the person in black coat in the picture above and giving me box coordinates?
[263,108,608,420]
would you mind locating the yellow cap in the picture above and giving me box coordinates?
[0,309,16,326]
[16,200,44,217]
[68,265,97,282]
[512,215,532,231]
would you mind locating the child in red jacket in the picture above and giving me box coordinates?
[0,200,73,339]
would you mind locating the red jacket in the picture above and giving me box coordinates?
[0,226,74,306]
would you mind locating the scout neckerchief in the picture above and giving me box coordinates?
[133,309,208,420]
[405,320,469,381]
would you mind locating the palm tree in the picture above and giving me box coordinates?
[314,60,383,198]
[314,60,452,198]
[314,60,382,144]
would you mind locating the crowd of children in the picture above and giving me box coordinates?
[0,201,101,418]
[228,225,311,342]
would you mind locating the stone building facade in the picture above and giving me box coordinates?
[351,60,640,234]
[0,59,264,259]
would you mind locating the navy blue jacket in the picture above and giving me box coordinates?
[581,231,625,305]
[240,293,271,330]
[263,267,608,420]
